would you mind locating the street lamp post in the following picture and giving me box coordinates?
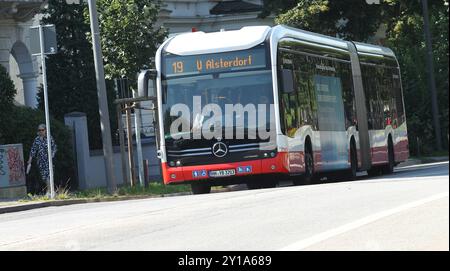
[86,0,117,194]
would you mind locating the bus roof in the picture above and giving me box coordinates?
[353,42,396,58]
[163,25,396,59]
[164,26,272,56]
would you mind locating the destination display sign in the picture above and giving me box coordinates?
[163,47,267,78]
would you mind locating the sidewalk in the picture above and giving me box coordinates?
[1,157,448,215]
[0,193,188,214]
[0,185,243,214]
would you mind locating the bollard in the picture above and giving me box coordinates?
[144,159,149,188]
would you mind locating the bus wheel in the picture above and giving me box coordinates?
[382,138,395,174]
[304,149,314,184]
[191,183,211,195]
[294,149,314,185]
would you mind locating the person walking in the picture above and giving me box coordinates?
[27,124,57,195]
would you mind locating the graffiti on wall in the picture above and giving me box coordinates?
[0,144,26,188]
[8,147,25,183]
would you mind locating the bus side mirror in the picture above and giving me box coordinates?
[138,69,157,98]
[281,69,295,94]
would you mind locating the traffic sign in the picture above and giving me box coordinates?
[30,25,57,55]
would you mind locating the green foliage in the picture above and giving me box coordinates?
[0,65,17,142]
[385,0,449,154]
[39,0,117,150]
[267,0,449,154]
[274,0,383,41]
[1,57,75,195]
[260,0,297,18]
[73,183,191,198]
[92,0,167,81]
[0,65,16,109]
[39,0,167,150]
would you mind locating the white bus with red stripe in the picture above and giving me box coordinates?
[138,25,409,194]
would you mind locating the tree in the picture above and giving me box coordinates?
[0,64,17,143]
[0,65,16,108]
[267,0,384,41]
[93,0,167,81]
[39,1,166,150]
[260,0,297,18]
[265,0,449,153]
[384,0,449,153]
[39,0,116,150]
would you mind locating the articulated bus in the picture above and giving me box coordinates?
[138,25,409,194]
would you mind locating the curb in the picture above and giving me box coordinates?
[0,193,192,215]
[0,187,240,214]
[0,187,241,214]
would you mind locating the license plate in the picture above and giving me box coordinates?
[209,169,236,178]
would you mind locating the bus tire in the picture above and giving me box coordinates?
[191,183,211,194]
[294,142,314,185]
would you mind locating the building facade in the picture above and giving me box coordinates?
[159,0,273,35]
[0,0,43,108]
[0,0,273,108]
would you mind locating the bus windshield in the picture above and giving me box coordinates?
[162,69,274,141]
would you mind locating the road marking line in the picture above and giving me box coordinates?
[278,192,449,251]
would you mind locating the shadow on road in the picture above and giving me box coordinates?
[217,162,449,194]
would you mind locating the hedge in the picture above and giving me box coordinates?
[1,107,76,194]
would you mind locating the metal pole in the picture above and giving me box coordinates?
[39,25,55,199]
[87,0,117,193]
[125,105,136,186]
[133,90,145,186]
[117,103,129,185]
[144,159,149,188]
[421,0,442,151]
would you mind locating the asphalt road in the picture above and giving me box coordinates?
[0,162,448,251]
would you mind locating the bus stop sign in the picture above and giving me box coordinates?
[30,25,57,55]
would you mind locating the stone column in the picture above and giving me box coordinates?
[19,72,38,108]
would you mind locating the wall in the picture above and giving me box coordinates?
[0,144,27,199]
[64,112,162,190]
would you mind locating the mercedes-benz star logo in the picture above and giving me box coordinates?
[212,142,228,158]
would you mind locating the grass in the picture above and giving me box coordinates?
[424,150,449,157]
[75,182,192,199]
[16,182,192,203]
